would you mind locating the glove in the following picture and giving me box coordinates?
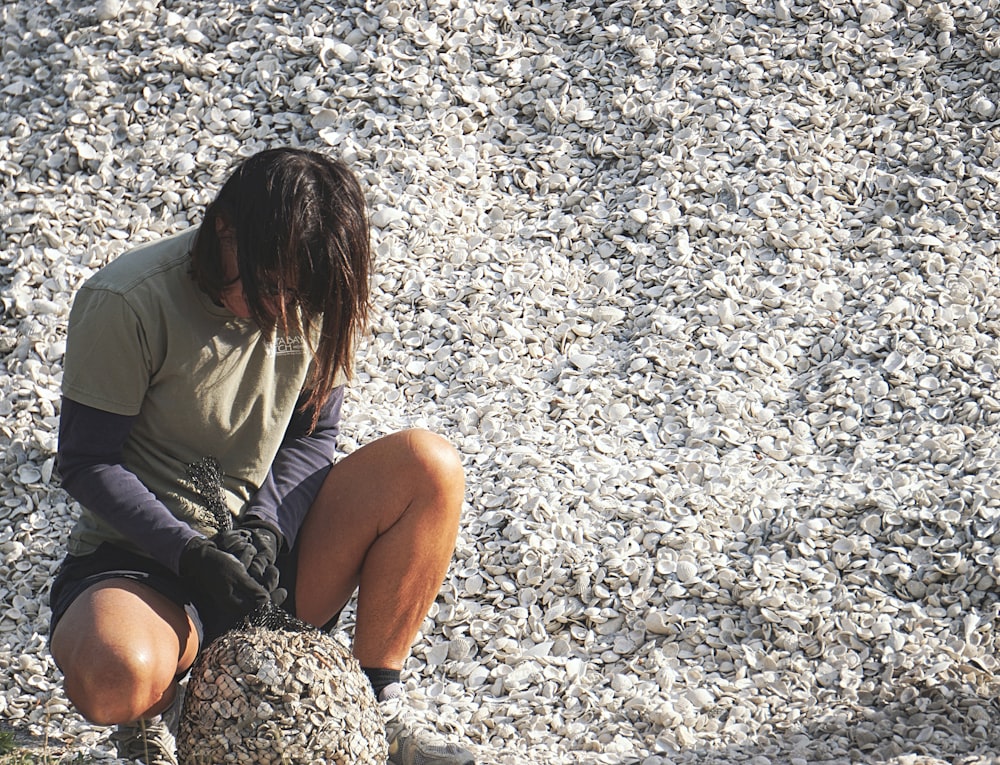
[214,520,285,605]
[178,536,271,640]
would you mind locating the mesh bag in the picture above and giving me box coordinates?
[177,605,388,764]
[177,459,387,764]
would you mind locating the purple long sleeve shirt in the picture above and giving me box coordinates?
[57,386,343,573]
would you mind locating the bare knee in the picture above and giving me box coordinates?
[50,579,194,724]
[60,644,168,725]
[402,429,465,509]
[52,630,175,725]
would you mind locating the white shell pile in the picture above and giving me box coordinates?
[177,625,387,764]
[2,0,1000,763]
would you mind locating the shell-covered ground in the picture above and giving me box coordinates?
[2,0,1000,763]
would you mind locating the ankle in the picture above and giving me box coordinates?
[362,666,401,699]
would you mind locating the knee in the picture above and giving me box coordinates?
[60,646,166,725]
[403,429,465,507]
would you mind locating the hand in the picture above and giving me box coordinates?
[214,521,285,604]
[178,536,271,640]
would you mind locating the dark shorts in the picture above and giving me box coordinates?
[48,540,334,645]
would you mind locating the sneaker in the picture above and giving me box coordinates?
[161,680,185,736]
[380,683,475,765]
[109,716,178,765]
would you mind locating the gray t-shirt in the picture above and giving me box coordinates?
[62,229,317,558]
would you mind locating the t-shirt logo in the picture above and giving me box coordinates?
[273,335,306,356]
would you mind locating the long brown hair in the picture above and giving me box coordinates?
[190,148,371,430]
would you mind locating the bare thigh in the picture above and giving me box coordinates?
[292,429,464,667]
[50,578,198,724]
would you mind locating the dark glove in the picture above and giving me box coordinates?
[214,520,285,604]
[178,536,271,640]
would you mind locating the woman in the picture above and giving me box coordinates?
[49,148,475,765]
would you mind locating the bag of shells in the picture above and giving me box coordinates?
[177,601,388,765]
[49,148,475,765]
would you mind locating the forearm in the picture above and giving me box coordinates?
[241,448,333,546]
[60,462,201,573]
[58,397,200,573]
[241,386,344,546]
